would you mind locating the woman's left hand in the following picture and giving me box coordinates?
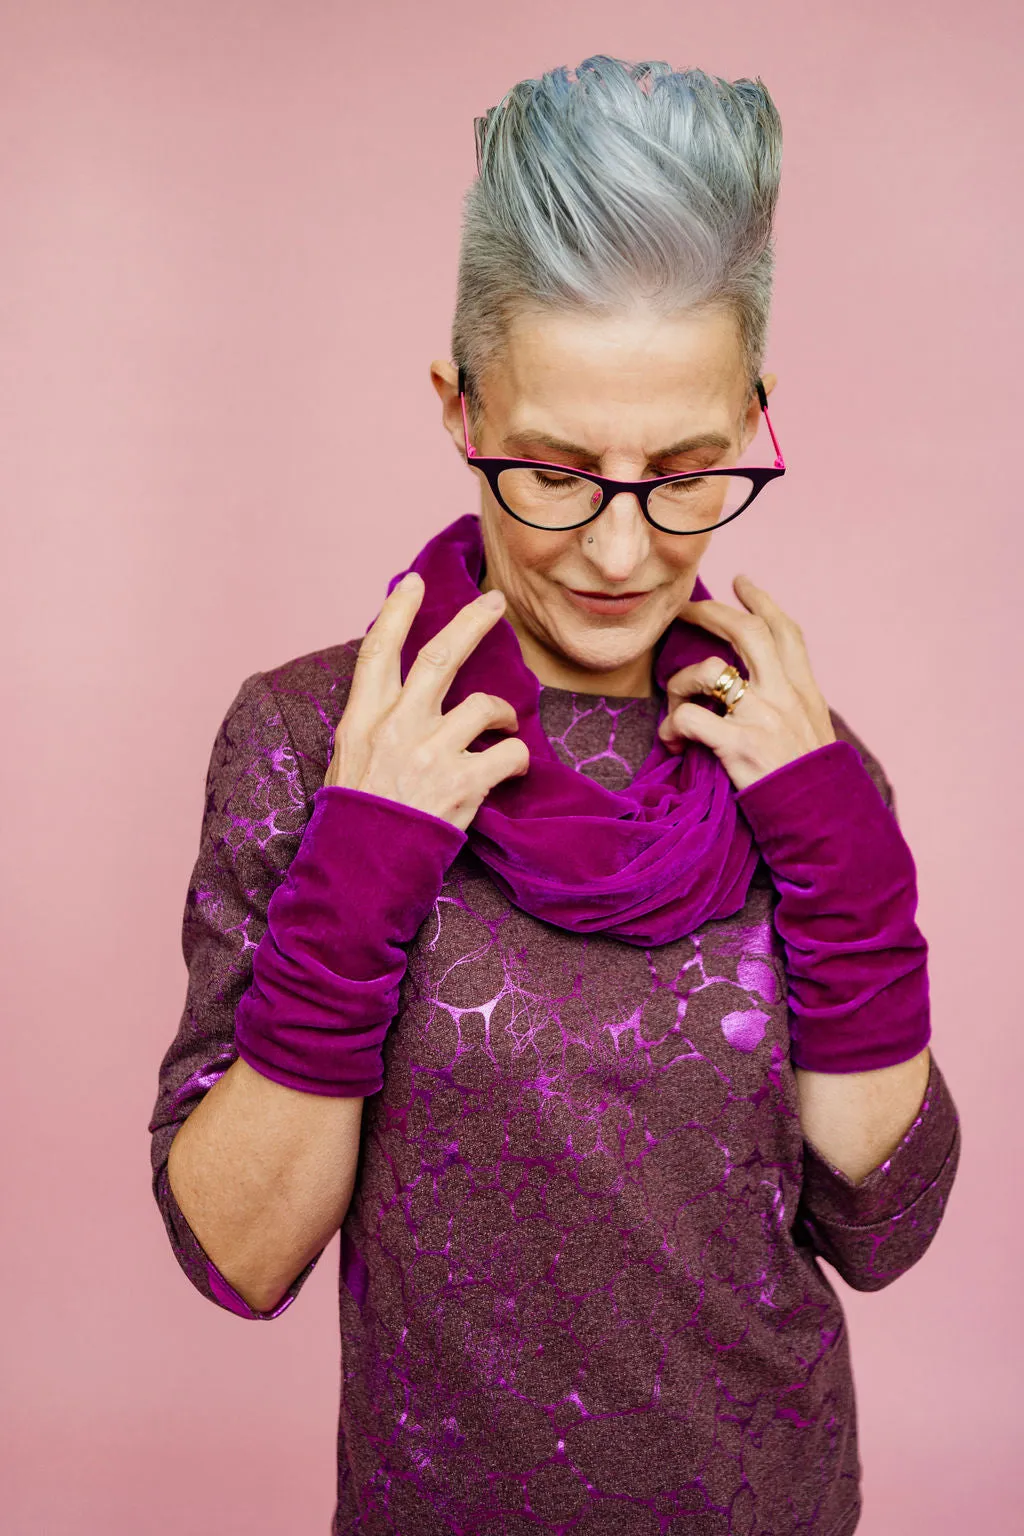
[658,574,837,792]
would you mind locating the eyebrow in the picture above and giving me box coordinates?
[500,428,732,465]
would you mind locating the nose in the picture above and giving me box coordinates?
[581,491,651,583]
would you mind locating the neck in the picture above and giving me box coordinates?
[500,601,655,699]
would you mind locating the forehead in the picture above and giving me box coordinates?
[484,303,748,437]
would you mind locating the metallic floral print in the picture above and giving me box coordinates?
[148,642,960,1536]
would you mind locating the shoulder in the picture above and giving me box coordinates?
[259,636,363,709]
[226,638,364,802]
[826,705,897,817]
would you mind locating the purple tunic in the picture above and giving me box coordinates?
[148,640,961,1535]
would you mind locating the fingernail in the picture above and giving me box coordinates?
[398,571,420,590]
[479,589,505,611]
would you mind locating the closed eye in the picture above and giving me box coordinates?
[530,469,584,489]
[657,475,709,496]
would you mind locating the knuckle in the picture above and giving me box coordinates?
[418,643,450,671]
[356,633,386,662]
[407,742,434,775]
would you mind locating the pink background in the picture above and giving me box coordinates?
[2,2,1020,1531]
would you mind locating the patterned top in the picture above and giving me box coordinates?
[148,640,961,1536]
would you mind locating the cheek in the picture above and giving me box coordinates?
[660,532,711,589]
[481,503,573,587]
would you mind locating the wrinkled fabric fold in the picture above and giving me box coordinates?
[386,513,760,946]
[735,740,931,1071]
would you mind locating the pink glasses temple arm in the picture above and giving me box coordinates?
[459,387,478,457]
[762,401,785,471]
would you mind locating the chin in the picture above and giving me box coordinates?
[551,615,659,675]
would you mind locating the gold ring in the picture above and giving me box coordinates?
[724,678,748,713]
[709,664,741,703]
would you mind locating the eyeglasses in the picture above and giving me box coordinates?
[457,365,786,535]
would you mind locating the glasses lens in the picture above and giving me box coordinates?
[496,467,604,528]
[647,473,755,533]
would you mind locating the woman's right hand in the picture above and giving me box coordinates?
[323,572,530,831]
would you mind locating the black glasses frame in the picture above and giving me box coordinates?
[457,366,787,535]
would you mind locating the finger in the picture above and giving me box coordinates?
[432,691,519,753]
[657,699,732,756]
[660,657,765,748]
[347,571,425,725]
[664,656,749,715]
[471,734,531,794]
[403,589,508,711]
[443,736,531,831]
[732,574,819,697]
[677,594,787,695]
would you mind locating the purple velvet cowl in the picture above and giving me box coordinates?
[387,513,759,947]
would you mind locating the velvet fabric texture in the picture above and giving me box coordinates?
[236,789,466,1096]
[734,743,930,1072]
[389,513,760,946]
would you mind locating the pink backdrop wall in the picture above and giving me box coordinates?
[2,2,1020,1530]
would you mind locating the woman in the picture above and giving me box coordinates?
[150,57,960,1535]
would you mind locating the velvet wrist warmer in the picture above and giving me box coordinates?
[734,739,930,1073]
[235,786,467,1097]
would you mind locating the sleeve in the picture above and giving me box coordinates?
[796,1051,962,1291]
[733,709,930,1074]
[234,785,466,1098]
[776,711,962,1288]
[147,670,322,1320]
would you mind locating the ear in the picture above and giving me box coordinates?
[429,359,468,459]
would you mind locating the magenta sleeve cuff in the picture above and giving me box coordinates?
[235,786,467,1097]
[797,1053,960,1289]
[734,740,931,1073]
[205,1256,304,1319]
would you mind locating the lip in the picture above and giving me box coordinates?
[563,587,652,616]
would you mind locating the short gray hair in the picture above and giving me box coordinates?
[452,56,782,418]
